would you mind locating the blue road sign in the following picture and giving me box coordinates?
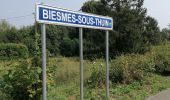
[36,4,113,30]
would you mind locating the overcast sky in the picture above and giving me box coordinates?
[0,0,170,29]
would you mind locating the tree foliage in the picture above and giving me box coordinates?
[0,0,165,57]
[162,28,170,41]
[81,0,162,54]
[144,16,162,45]
[46,25,69,56]
[0,43,28,60]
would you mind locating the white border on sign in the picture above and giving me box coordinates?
[36,3,113,31]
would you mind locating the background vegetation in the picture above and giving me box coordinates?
[0,0,170,100]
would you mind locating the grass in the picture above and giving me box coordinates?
[111,74,170,100]
[1,57,170,100]
[46,57,170,100]
[0,57,170,100]
[1,43,170,99]
[47,57,106,100]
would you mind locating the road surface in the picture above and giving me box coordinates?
[147,88,170,100]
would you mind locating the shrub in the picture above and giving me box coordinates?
[110,43,170,83]
[110,55,144,84]
[153,44,170,74]
[0,43,28,60]
[86,54,151,87]
[0,60,42,100]
[86,64,105,88]
[86,43,170,87]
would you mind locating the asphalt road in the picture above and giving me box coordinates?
[147,88,170,100]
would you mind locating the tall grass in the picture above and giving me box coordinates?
[1,43,170,99]
[47,57,106,99]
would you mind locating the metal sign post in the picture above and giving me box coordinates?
[36,3,113,100]
[79,28,83,100]
[41,23,47,100]
[106,30,109,99]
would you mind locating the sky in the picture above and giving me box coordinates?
[0,0,170,29]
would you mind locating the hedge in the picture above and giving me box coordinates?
[0,43,28,60]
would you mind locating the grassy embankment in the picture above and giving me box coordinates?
[1,43,170,100]
[47,58,170,100]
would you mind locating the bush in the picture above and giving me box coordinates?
[0,60,42,100]
[110,43,170,84]
[85,43,170,88]
[0,43,28,60]
[153,44,170,74]
[86,55,152,87]
[86,64,105,88]
[110,55,144,84]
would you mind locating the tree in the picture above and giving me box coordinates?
[0,20,12,32]
[162,28,170,41]
[81,0,116,58]
[144,16,161,45]
[46,25,69,56]
[60,38,79,56]
[0,23,39,56]
[81,0,148,54]
[81,0,111,15]
[0,20,16,43]
[19,26,36,54]
[106,0,147,53]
